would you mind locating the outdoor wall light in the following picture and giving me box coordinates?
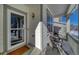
[32,13,35,18]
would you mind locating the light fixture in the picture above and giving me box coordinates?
[32,13,35,18]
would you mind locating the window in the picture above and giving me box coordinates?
[69,6,78,37]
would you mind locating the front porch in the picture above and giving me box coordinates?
[0,4,78,55]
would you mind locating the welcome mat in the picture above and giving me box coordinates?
[7,45,30,55]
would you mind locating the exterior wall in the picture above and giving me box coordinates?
[42,5,48,25]
[0,5,4,53]
[27,5,41,46]
[8,4,29,13]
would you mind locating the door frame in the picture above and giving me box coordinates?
[3,5,27,52]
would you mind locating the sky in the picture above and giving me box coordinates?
[60,8,78,26]
[69,9,78,26]
[61,16,66,24]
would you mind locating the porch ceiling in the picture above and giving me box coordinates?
[47,4,70,17]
